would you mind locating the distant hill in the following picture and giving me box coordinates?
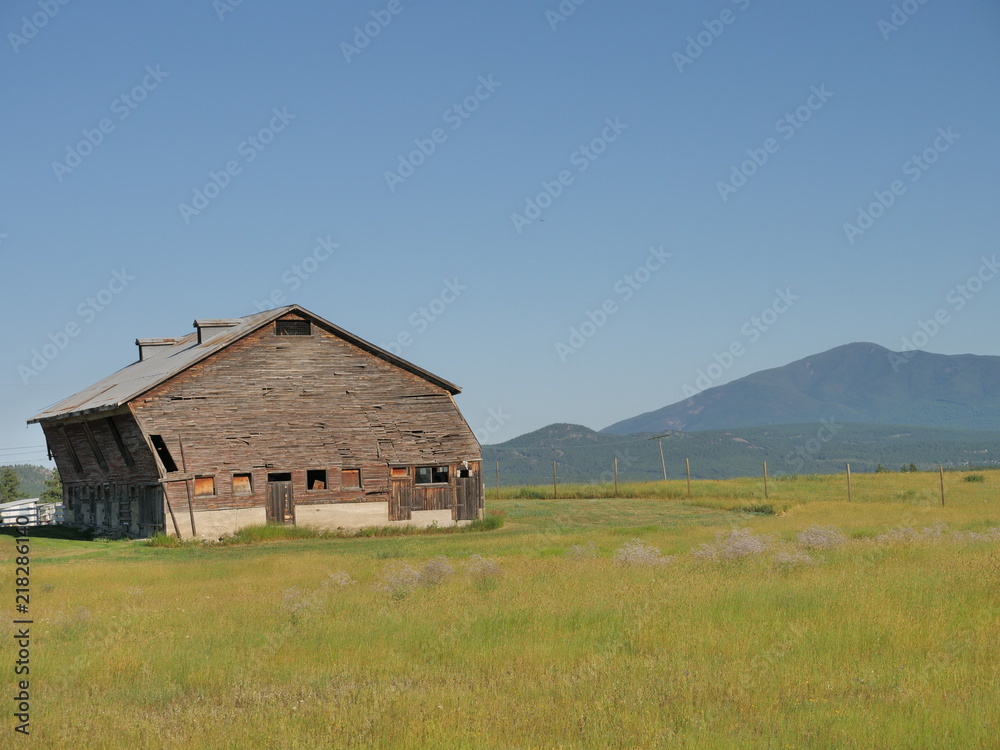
[0,464,53,498]
[602,343,1000,434]
[483,422,1000,485]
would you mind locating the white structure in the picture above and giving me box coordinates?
[0,498,64,527]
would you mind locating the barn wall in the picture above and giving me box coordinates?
[40,411,159,485]
[129,313,481,525]
[39,413,163,537]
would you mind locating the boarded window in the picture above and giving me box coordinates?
[307,469,327,490]
[150,435,178,473]
[275,320,311,336]
[341,468,361,488]
[390,467,409,477]
[194,476,216,497]
[232,473,253,495]
[105,417,134,466]
[415,466,449,485]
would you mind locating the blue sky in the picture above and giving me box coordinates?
[2,0,999,464]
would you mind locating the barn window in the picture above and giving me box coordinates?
[82,422,108,471]
[149,435,178,473]
[415,466,449,485]
[307,469,327,490]
[232,473,253,495]
[275,320,311,336]
[267,472,292,482]
[105,417,134,466]
[194,476,216,497]
[390,467,409,477]
[341,468,361,489]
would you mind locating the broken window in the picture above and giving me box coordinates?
[275,320,311,336]
[194,476,216,497]
[232,473,253,495]
[415,466,449,485]
[82,422,108,471]
[307,469,328,490]
[105,417,134,466]
[341,468,361,488]
[149,435,178,473]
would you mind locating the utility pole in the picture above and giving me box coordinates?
[648,433,670,481]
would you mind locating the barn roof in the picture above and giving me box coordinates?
[28,305,461,424]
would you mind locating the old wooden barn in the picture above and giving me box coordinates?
[27,305,483,538]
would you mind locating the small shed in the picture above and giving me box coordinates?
[27,305,483,538]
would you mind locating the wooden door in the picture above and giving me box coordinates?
[456,475,483,521]
[266,481,295,524]
[389,476,411,521]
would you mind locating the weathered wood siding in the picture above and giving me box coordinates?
[129,313,481,515]
[39,412,163,536]
[40,411,159,486]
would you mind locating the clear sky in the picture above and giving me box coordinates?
[2,0,999,465]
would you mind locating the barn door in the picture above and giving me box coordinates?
[266,475,295,525]
[389,476,411,522]
[456,475,483,521]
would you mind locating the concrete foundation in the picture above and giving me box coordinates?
[170,501,469,540]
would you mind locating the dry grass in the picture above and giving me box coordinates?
[1,469,999,748]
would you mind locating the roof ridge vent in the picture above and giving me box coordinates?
[194,318,242,344]
[136,337,184,361]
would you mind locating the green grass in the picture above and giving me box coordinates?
[2,470,998,748]
[144,512,507,547]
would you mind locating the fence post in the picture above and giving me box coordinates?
[763,460,769,500]
[846,463,852,503]
[495,460,500,500]
[939,465,945,506]
[686,458,692,498]
[552,460,558,500]
[613,457,619,497]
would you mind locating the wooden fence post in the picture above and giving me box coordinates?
[613,457,619,497]
[763,460,769,500]
[552,460,558,500]
[686,458,692,498]
[164,494,181,538]
[846,463,852,503]
[648,433,669,481]
[939,466,945,506]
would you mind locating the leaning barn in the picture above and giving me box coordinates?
[27,305,483,538]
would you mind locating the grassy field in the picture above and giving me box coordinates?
[2,470,999,748]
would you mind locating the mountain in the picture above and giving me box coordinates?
[602,343,1000,435]
[483,422,1000,485]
